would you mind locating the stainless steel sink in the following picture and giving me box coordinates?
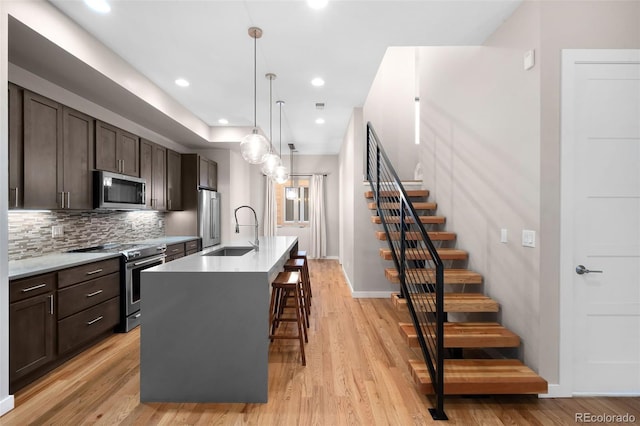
[202,247,254,257]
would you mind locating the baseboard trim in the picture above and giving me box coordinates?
[351,291,394,299]
[308,256,339,261]
[0,394,15,417]
[540,384,570,398]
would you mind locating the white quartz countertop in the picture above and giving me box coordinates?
[9,252,122,280]
[145,236,297,274]
[134,236,199,246]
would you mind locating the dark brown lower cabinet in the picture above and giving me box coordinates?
[58,297,120,354]
[9,259,121,393]
[9,292,56,384]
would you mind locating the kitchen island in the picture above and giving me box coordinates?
[139,236,297,403]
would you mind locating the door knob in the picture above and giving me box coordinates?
[576,264,603,275]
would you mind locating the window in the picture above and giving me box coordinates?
[284,186,309,223]
[275,179,309,225]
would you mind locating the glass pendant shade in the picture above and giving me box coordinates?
[273,165,289,184]
[261,152,281,176]
[240,129,270,164]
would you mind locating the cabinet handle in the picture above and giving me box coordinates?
[87,316,103,325]
[66,192,71,209]
[86,268,103,275]
[121,159,125,173]
[21,283,46,293]
[60,191,65,209]
[12,187,19,208]
[172,248,180,252]
[86,289,104,297]
[49,294,54,315]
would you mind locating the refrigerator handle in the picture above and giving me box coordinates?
[214,198,216,239]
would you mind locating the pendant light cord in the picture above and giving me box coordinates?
[269,76,273,153]
[253,32,257,128]
[279,102,282,157]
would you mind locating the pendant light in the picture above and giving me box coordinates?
[261,73,282,176]
[240,27,270,165]
[285,143,298,200]
[273,100,290,184]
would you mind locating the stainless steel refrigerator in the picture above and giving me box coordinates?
[198,189,221,248]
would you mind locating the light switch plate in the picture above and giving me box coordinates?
[52,225,63,238]
[500,228,508,243]
[524,50,535,70]
[522,229,535,248]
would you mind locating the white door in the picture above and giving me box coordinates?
[562,50,640,395]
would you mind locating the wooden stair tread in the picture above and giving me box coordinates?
[371,216,445,225]
[379,248,467,261]
[408,359,548,395]
[384,268,482,284]
[376,231,456,241]
[399,322,520,348]
[368,202,437,210]
[391,293,499,313]
[364,189,429,199]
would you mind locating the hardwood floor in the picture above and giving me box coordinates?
[2,259,638,425]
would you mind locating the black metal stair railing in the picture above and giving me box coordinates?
[365,122,447,420]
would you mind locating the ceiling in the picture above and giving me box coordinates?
[11,0,521,155]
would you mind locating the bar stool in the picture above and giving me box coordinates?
[292,250,312,299]
[284,258,311,324]
[269,271,307,366]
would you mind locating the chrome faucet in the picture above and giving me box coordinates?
[234,205,259,251]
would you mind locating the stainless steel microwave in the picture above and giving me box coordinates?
[94,171,146,210]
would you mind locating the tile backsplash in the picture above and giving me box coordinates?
[8,210,166,260]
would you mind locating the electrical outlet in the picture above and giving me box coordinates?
[52,225,63,238]
[500,228,508,243]
[158,219,163,228]
[522,229,536,248]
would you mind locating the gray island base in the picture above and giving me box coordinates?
[140,236,298,403]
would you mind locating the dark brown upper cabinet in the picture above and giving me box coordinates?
[167,149,182,211]
[8,82,23,209]
[95,120,140,177]
[140,139,166,210]
[198,157,218,191]
[22,91,93,210]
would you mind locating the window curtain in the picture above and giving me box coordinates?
[309,174,326,258]
[263,177,277,237]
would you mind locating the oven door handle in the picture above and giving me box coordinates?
[132,255,166,267]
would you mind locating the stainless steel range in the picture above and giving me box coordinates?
[70,242,167,331]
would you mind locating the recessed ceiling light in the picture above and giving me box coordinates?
[311,77,325,87]
[84,0,111,13]
[175,78,190,87]
[315,118,325,124]
[218,118,229,125]
[307,0,328,10]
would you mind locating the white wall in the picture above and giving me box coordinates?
[0,1,13,417]
[339,112,357,284]
[363,47,417,180]
[417,0,541,370]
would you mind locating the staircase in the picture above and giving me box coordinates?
[365,123,546,419]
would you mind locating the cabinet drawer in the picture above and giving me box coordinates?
[166,243,185,256]
[58,273,120,319]
[58,296,119,354]
[165,253,185,263]
[58,258,120,288]
[185,240,198,251]
[185,249,198,256]
[10,273,56,303]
